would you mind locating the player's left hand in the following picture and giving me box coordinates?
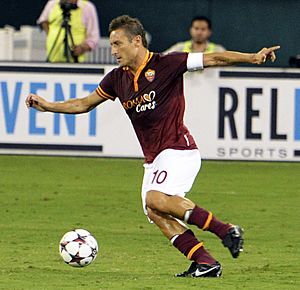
[253,46,280,64]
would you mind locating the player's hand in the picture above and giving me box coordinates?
[253,46,280,64]
[25,93,48,112]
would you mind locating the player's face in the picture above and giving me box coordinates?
[190,20,211,43]
[110,29,139,67]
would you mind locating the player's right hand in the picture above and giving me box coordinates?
[254,46,280,64]
[25,93,48,112]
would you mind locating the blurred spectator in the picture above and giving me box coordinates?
[37,0,100,62]
[165,16,225,53]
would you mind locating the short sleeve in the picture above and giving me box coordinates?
[164,52,188,78]
[37,0,55,24]
[96,71,117,101]
[82,1,100,50]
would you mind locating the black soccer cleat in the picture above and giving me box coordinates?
[175,262,222,278]
[222,225,244,258]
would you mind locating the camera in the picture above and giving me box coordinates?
[60,0,78,12]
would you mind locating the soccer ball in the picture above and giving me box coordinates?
[59,229,98,267]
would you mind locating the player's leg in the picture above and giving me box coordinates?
[147,207,222,277]
[146,191,231,239]
[142,148,243,258]
[146,190,243,258]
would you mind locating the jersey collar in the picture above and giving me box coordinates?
[122,50,153,92]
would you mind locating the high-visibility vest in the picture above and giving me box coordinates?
[47,0,87,62]
[183,40,216,53]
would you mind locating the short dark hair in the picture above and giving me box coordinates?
[191,16,212,30]
[109,15,148,48]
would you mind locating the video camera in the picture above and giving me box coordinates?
[60,0,78,13]
[47,0,79,63]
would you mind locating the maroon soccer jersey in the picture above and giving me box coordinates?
[96,51,197,163]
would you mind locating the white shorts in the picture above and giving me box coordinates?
[141,148,201,216]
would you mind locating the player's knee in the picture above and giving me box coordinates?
[146,190,168,211]
[147,207,157,222]
[147,207,165,225]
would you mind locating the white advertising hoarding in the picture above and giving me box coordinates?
[184,68,300,161]
[0,63,299,161]
[0,63,142,158]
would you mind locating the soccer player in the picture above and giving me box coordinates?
[26,15,279,277]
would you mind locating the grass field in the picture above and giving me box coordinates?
[0,155,299,290]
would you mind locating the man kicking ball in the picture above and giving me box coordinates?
[26,15,279,277]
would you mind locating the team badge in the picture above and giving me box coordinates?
[145,69,155,82]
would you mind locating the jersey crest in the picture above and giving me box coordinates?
[145,69,155,82]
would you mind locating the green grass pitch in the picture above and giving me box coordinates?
[0,155,299,289]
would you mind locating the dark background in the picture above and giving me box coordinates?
[0,0,299,67]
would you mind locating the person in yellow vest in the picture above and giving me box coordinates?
[164,16,225,54]
[37,0,100,62]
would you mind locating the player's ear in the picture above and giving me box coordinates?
[133,35,142,47]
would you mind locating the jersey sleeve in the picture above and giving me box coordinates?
[164,52,189,77]
[96,71,117,101]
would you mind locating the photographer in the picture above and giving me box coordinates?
[37,0,100,62]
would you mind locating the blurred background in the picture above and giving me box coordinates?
[0,0,299,66]
[0,0,299,162]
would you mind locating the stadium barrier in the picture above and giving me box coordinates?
[0,26,14,61]
[0,25,116,64]
[0,62,299,162]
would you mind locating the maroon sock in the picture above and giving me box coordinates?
[172,229,216,264]
[187,206,231,239]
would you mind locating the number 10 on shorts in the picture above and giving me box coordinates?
[151,170,168,184]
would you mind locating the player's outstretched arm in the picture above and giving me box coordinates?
[203,46,280,67]
[25,91,106,114]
